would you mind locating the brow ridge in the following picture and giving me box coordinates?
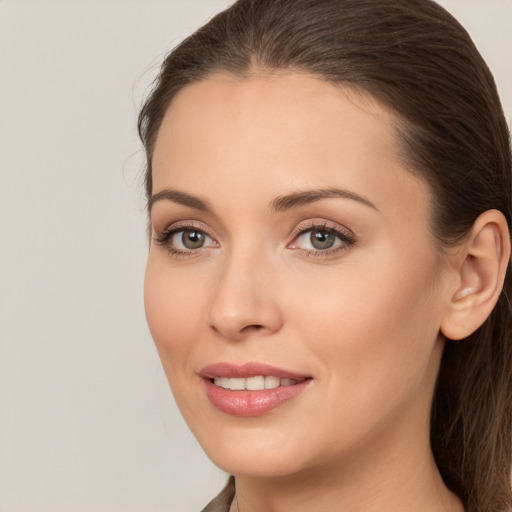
[148,186,377,214]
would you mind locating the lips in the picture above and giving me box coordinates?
[200,362,312,417]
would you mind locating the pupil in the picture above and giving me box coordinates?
[311,229,335,250]
[183,230,204,249]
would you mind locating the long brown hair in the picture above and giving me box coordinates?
[138,1,512,510]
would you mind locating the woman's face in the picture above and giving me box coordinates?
[145,73,454,478]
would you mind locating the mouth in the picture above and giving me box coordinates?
[200,362,313,417]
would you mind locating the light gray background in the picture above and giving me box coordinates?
[0,1,510,511]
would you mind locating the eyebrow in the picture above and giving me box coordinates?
[148,187,378,214]
[147,189,212,213]
[271,187,378,212]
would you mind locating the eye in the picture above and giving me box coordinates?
[171,229,213,250]
[300,229,338,250]
[289,224,355,255]
[154,225,218,255]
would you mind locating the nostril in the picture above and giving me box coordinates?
[240,324,264,333]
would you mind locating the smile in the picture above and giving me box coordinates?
[200,363,313,416]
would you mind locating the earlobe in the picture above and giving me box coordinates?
[440,210,510,341]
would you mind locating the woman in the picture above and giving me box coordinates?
[139,0,512,511]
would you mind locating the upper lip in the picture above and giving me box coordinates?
[199,362,310,380]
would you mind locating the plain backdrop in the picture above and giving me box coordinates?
[0,1,510,511]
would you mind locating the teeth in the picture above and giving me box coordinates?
[264,376,280,389]
[229,377,246,390]
[213,376,300,390]
[214,377,230,389]
[246,376,265,390]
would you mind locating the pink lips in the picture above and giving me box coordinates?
[200,362,312,417]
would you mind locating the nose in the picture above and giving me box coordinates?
[207,251,283,341]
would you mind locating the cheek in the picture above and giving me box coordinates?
[286,250,444,395]
[144,257,208,373]
[144,257,217,426]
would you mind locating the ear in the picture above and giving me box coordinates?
[441,209,511,341]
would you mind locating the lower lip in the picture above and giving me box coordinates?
[203,378,312,417]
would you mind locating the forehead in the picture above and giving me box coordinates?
[151,72,430,225]
[154,72,398,169]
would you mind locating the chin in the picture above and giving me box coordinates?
[210,450,305,479]
[192,422,311,478]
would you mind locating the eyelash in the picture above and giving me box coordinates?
[153,221,356,259]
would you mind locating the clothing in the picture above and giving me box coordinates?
[201,476,235,512]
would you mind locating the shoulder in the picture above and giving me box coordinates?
[200,476,235,512]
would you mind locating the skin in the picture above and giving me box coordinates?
[145,72,467,512]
